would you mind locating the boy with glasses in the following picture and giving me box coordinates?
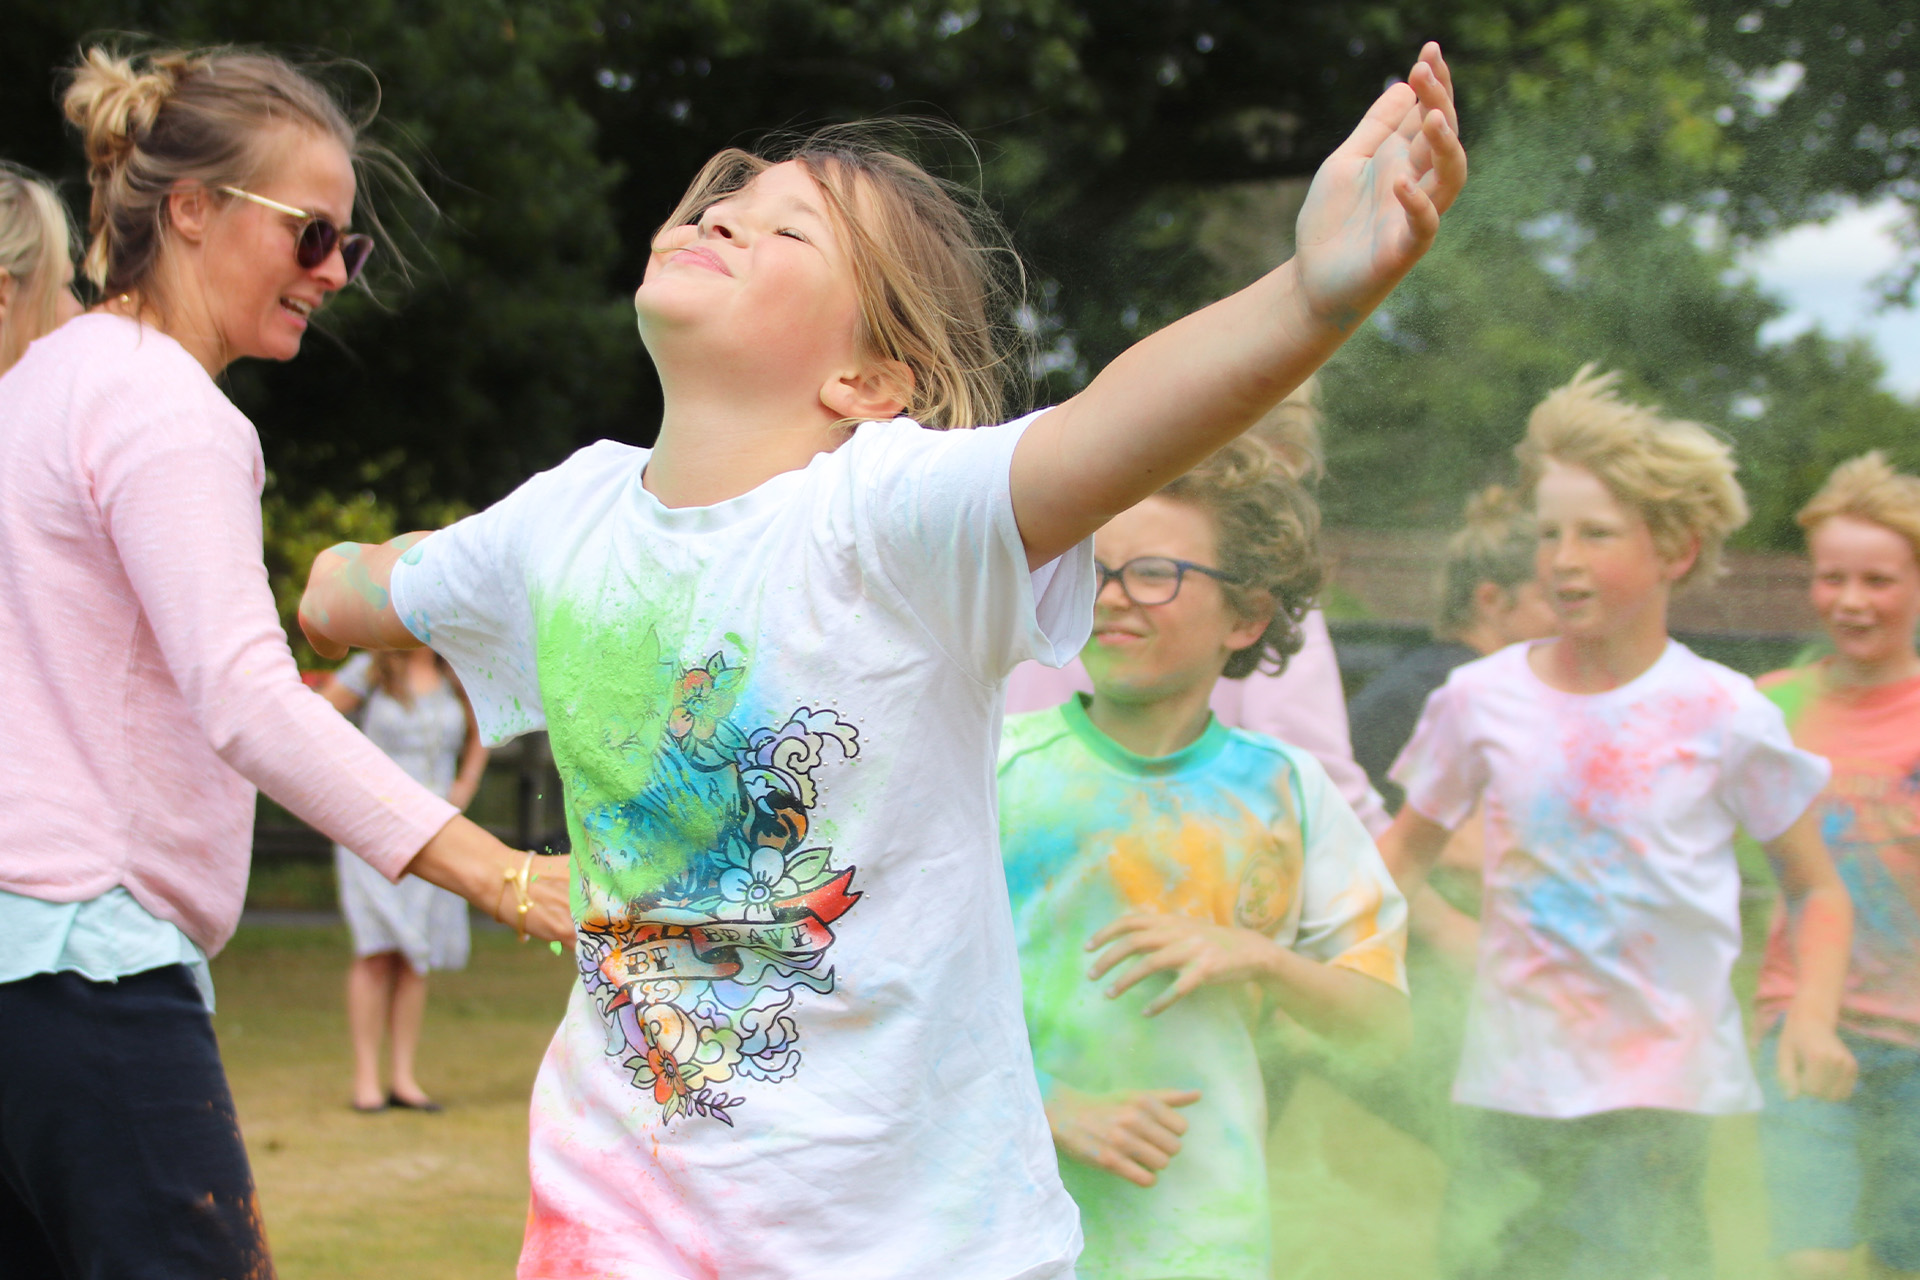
[998,437,1410,1280]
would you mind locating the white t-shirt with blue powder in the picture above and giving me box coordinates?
[391,414,1092,1280]
[1392,640,1830,1118]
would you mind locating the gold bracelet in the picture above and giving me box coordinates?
[497,851,536,943]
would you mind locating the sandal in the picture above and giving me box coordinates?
[386,1092,443,1113]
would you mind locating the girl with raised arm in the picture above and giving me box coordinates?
[302,46,1464,1279]
[0,48,565,1277]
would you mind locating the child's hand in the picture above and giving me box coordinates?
[1087,913,1280,1017]
[1776,1014,1858,1102]
[1293,42,1466,331]
[1045,1083,1202,1188]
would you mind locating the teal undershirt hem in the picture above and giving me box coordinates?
[0,887,215,1011]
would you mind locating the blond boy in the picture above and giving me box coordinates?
[1378,367,1855,1280]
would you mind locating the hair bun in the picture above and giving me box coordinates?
[1463,484,1524,530]
[63,48,187,174]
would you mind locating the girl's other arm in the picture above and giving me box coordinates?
[299,532,433,659]
[1010,44,1466,568]
[1766,808,1857,1101]
[447,692,489,812]
[314,672,363,715]
[1376,803,1454,896]
[1409,886,1480,973]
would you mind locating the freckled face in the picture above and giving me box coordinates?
[200,127,358,363]
[1533,459,1679,640]
[1808,514,1920,670]
[1082,496,1266,706]
[634,161,867,386]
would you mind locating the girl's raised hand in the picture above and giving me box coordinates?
[1292,42,1466,331]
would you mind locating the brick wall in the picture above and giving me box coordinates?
[1322,527,1821,635]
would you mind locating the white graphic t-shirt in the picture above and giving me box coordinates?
[1391,640,1829,1118]
[391,415,1092,1280]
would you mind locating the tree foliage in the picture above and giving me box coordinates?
[5,0,633,515]
[0,0,1912,552]
[1311,0,1920,545]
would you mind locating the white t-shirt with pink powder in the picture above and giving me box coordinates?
[391,415,1090,1280]
[1391,640,1828,1117]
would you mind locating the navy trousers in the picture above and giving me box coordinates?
[0,966,273,1279]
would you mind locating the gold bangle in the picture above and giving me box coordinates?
[497,851,536,943]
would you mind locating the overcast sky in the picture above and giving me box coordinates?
[1740,197,1919,399]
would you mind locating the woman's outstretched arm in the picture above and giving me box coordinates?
[1011,43,1466,568]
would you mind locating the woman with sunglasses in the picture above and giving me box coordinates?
[0,46,566,1277]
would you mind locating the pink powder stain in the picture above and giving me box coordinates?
[521,1021,724,1280]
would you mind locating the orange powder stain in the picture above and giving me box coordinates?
[1335,940,1404,989]
[1105,817,1237,923]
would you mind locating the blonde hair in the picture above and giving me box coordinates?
[62,46,368,302]
[0,164,76,373]
[1436,485,1537,639]
[1515,365,1748,586]
[656,121,1028,429]
[1246,375,1325,483]
[1796,451,1920,567]
[1160,435,1323,680]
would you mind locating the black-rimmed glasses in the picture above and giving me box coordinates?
[219,186,374,282]
[1094,556,1239,607]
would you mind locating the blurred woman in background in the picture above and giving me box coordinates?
[0,162,83,373]
[321,649,488,1113]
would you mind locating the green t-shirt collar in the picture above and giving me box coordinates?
[1060,692,1233,777]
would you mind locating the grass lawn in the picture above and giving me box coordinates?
[213,924,575,1279]
[217,925,1776,1280]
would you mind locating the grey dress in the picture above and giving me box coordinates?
[331,653,472,972]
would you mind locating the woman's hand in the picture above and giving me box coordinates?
[406,817,574,947]
[513,852,574,947]
[1045,1083,1202,1188]
[1087,912,1280,1017]
[1776,1013,1857,1102]
[1293,42,1467,331]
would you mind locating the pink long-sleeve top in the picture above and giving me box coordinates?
[1005,609,1392,835]
[0,315,456,954]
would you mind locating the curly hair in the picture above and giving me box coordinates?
[1797,451,1920,567]
[1515,365,1747,587]
[1159,434,1323,680]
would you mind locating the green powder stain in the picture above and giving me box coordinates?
[534,578,757,913]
